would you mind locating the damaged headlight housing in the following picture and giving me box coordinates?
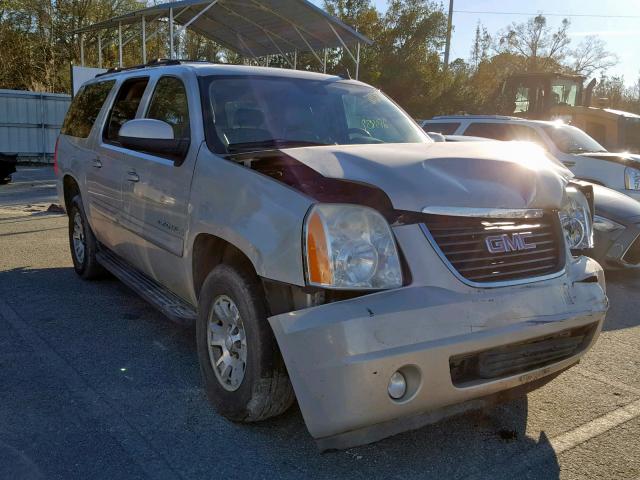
[559,186,594,250]
[304,204,403,289]
[624,167,640,190]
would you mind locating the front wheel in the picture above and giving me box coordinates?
[196,264,295,422]
[68,195,104,280]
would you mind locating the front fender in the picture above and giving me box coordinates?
[186,148,313,287]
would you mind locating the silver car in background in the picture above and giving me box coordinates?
[422,115,640,202]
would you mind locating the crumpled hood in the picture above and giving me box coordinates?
[281,142,567,212]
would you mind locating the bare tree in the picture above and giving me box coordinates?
[570,35,618,77]
[497,15,571,71]
[470,21,491,70]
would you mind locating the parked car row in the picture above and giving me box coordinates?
[422,115,640,201]
[57,62,608,450]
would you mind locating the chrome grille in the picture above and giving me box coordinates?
[422,213,565,284]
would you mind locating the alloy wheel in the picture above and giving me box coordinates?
[72,211,86,265]
[207,295,247,391]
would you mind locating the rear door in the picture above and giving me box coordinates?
[91,76,150,254]
[60,79,118,242]
[119,73,197,261]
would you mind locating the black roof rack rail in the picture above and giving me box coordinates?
[96,58,182,77]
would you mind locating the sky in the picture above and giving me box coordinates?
[312,0,640,86]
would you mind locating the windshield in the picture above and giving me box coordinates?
[550,80,580,107]
[202,76,429,153]
[542,124,607,154]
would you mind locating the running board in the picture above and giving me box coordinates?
[97,249,197,326]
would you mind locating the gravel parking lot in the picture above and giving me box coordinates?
[1,167,639,480]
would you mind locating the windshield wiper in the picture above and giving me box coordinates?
[227,139,329,153]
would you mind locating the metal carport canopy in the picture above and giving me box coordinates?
[73,0,372,59]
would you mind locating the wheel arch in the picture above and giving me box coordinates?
[191,233,258,301]
[190,232,310,317]
[62,174,81,212]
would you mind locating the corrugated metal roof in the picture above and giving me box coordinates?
[73,0,371,58]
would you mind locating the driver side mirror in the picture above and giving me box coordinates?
[119,119,189,164]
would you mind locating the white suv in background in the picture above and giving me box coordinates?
[421,116,640,202]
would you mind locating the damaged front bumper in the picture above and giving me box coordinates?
[269,253,608,450]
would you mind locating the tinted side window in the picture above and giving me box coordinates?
[464,122,511,140]
[146,77,190,140]
[422,122,460,135]
[104,77,149,143]
[464,123,545,146]
[61,81,114,138]
[506,125,545,145]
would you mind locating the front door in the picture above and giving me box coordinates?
[92,75,150,256]
[119,74,197,293]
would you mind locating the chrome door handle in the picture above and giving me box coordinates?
[92,158,102,168]
[126,171,140,183]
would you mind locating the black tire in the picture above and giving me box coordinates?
[196,264,295,422]
[0,176,10,185]
[68,195,104,280]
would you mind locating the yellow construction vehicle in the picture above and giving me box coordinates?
[498,72,640,153]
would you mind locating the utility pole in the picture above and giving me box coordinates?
[443,0,454,69]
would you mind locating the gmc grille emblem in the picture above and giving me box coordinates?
[485,232,536,254]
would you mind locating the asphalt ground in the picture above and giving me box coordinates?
[0,167,639,480]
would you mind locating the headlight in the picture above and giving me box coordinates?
[593,215,624,232]
[304,204,403,289]
[624,167,640,190]
[559,186,594,249]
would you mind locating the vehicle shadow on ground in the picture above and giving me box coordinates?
[600,269,640,332]
[0,266,560,480]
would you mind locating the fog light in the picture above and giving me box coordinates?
[388,371,407,400]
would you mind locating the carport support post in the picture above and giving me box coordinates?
[294,49,297,69]
[142,16,147,64]
[355,42,360,80]
[80,34,85,67]
[323,48,327,74]
[169,8,175,59]
[118,22,123,67]
[98,35,103,68]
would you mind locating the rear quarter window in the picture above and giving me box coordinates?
[464,122,545,146]
[422,122,460,135]
[464,122,511,140]
[61,81,115,138]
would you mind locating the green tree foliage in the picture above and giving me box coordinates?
[0,0,239,93]
[0,0,144,92]
[595,73,640,113]
[1,0,635,118]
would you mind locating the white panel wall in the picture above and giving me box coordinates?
[0,89,71,162]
